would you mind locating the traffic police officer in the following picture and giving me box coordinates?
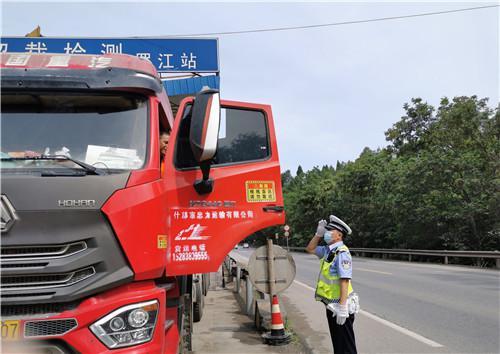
[306,215,358,354]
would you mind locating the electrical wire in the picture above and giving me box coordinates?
[166,4,499,37]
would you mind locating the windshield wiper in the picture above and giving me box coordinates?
[40,169,88,177]
[0,155,104,175]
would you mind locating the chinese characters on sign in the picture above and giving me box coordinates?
[25,41,47,53]
[64,42,86,54]
[101,43,122,54]
[173,243,208,262]
[0,37,219,73]
[157,235,168,249]
[181,52,197,69]
[189,200,236,208]
[5,53,30,66]
[172,209,255,221]
[46,55,71,67]
[1,53,116,69]
[246,181,276,203]
[169,206,257,263]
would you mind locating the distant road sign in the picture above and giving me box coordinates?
[284,225,290,231]
[247,245,296,294]
[284,231,290,237]
[0,37,219,73]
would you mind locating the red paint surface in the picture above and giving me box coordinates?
[16,282,173,353]
[104,97,284,278]
[163,98,285,276]
[1,52,158,77]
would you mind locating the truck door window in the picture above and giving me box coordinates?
[175,106,269,169]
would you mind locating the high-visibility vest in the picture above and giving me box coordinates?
[315,245,353,303]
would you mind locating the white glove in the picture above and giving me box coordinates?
[326,303,336,315]
[348,293,360,314]
[335,303,349,325]
[315,219,327,237]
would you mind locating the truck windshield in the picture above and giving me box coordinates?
[1,92,148,173]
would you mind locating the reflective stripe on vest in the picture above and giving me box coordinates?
[315,245,353,303]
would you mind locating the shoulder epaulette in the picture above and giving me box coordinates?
[336,245,349,254]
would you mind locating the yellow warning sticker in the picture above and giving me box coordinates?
[157,235,168,249]
[246,181,276,203]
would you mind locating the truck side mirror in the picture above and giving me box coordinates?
[189,88,221,194]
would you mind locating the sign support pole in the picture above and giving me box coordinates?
[262,237,291,345]
[266,238,276,301]
[246,241,296,345]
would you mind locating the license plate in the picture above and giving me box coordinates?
[1,320,21,341]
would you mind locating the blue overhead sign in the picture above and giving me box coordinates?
[0,37,219,73]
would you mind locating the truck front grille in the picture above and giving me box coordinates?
[0,207,134,307]
[1,262,49,268]
[1,301,80,318]
[1,267,95,291]
[1,241,87,260]
[24,319,78,337]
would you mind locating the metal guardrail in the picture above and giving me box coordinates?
[224,252,259,317]
[287,246,500,268]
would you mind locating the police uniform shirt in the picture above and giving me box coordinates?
[315,241,353,279]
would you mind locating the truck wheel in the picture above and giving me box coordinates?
[193,281,204,322]
[182,294,193,352]
[178,294,193,353]
[176,276,193,353]
[202,273,210,296]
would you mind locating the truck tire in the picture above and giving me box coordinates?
[179,294,193,353]
[193,280,204,322]
[202,273,210,296]
[177,276,193,354]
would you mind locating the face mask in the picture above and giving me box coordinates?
[324,231,333,243]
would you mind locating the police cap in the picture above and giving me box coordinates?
[325,214,352,235]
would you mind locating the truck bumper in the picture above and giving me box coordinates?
[3,281,180,354]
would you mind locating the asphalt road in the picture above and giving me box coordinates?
[233,248,500,354]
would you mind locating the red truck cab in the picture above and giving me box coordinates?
[0,53,284,353]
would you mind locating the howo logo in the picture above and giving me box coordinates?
[1,195,18,233]
[58,200,96,208]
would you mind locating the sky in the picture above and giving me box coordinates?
[2,1,498,174]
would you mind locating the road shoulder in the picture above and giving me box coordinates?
[281,281,451,354]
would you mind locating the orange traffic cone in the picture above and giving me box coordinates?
[262,295,291,345]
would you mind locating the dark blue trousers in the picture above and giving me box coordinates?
[326,309,357,354]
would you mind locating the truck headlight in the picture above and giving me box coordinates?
[90,300,158,348]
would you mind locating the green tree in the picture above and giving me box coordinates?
[255,96,499,254]
[385,98,436,156]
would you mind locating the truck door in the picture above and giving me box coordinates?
[164,97,284,276]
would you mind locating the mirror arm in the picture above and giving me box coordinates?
[194,160,214,194]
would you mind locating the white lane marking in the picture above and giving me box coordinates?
[352,256,498,274]
[356,267,392,275]
[292,280,444,348]
[294,279,315,290]
[359,310,444,348]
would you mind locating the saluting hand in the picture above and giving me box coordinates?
[315,219,327,237]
